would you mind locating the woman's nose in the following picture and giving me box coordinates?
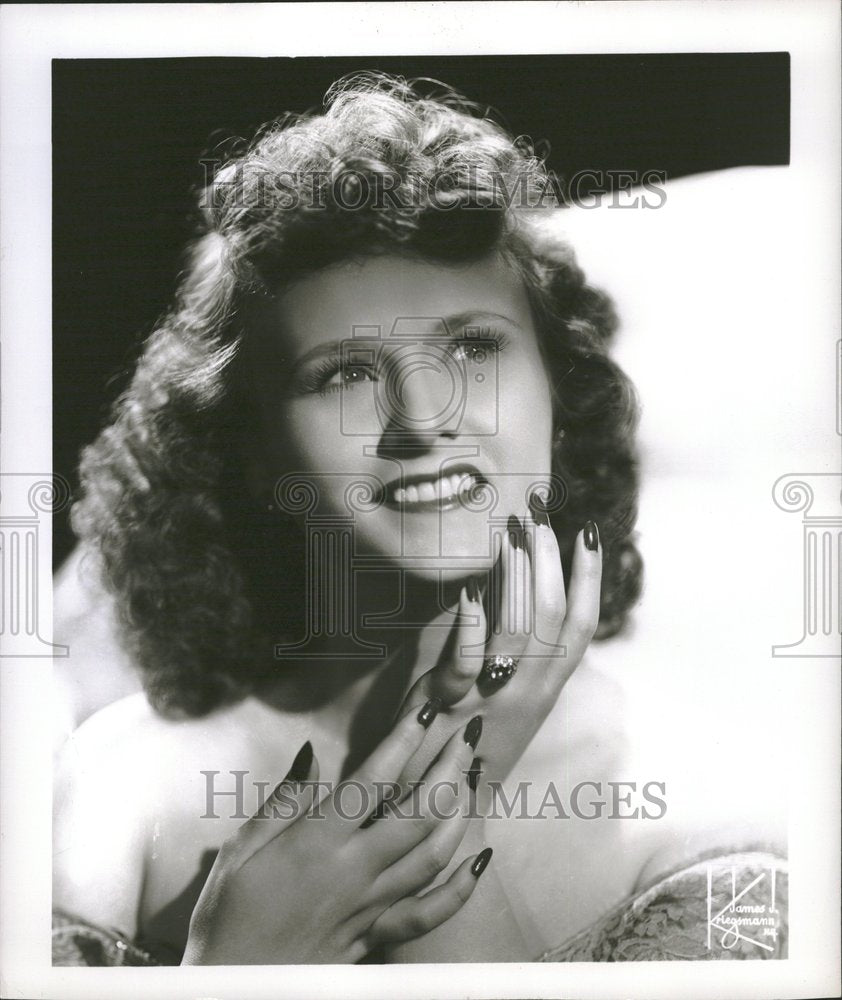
[376,343,467,440]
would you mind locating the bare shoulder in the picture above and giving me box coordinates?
[55,691,201,795]
[542,658,786,896]
[490,658,661,949]
[53,547,142,743]
[495,653,786,952]
[53,694,160,937]
[58,685,301,766]
[525,654,632,779]
[53,692,292,938]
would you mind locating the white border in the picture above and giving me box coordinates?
[1,3,840,999]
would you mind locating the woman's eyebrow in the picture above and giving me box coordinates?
[286,311,524,371]
[440,310,525,333]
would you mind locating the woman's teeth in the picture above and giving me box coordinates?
[390,472,477,506]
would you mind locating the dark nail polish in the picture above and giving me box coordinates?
[287,740,313,782]
[467,757,481,792]
[464,715,483,750]
[528,491,551,528]
[584,520,600,552]
[507,514,523,550]
[416,698,442,728]
[471,846,493,878]
[466,576,481,603]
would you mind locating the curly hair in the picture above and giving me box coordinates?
[72,73,643,718]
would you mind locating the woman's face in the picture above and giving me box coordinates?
[245,253,554,580]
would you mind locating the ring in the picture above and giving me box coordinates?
[480,654,518,685]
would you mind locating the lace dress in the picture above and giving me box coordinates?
[53,850,787,965]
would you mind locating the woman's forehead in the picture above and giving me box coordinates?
[247,254,533,358]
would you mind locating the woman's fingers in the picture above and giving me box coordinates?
[527,503,567,640]
[427,581,488,704]
[398,509,551,711]
[365,716,481,868]
[365,852,490,947]
[550,522,602,689]
[483,519,532,668]
[324,698,443,824]
[371,803,470,903]
[224,740,320,860]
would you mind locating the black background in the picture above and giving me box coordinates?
[52,53,790,567]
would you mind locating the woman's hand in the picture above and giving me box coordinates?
[397,507,603,789]
[181,702,490,965]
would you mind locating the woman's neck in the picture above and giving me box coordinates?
[260,569,470,772]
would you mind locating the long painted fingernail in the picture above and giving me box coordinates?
[528,491,551,528]
[286,740,313,782]
[467,757,481,792]
[417,698,442,728]
[584,520,600,552]
[466,576,481,603]
[464,715,483,750]
[507,515,524,549]
[471,846,493,878]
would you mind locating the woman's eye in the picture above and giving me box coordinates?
[325,365,375,390]
[451,343,486,364]
[302,331,508,396]
[449,335,505,364]
[297,358,380,396]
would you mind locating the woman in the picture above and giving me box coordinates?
[53,73,785,965]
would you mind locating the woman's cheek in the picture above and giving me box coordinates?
[277,403,345,473]
[501,361,553,463]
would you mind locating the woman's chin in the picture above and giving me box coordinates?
[400,558,496,585]
[353,513,502,581]
[378,534,502,585]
